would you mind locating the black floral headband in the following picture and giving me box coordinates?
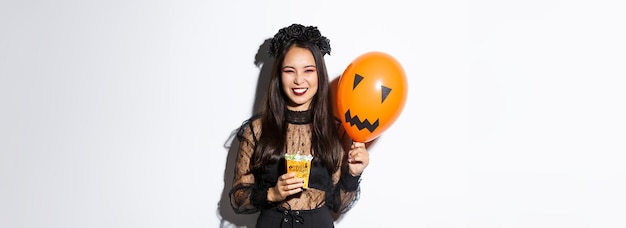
[268,23,331,58]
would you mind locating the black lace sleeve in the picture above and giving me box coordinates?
[327,120,362,214]
[229,116,272,214]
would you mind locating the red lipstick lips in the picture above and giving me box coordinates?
[292,88,307,96]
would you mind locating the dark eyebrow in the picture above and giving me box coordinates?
[282,65,316,70]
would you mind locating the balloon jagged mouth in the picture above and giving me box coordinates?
[344,109,379,133]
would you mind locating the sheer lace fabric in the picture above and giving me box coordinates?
[230,111,360,215]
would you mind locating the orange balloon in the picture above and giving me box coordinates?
[336,51,408,142]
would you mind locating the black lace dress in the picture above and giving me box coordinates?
[229,109,361,228]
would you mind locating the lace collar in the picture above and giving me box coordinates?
[286,109,313,124]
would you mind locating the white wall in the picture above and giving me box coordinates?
[1,0,625,227]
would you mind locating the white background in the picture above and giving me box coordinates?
[1,0,625,227]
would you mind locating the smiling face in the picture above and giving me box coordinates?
[281,46,319,111]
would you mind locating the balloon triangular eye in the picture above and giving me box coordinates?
[381,85,391,103]
[353,74,364,90]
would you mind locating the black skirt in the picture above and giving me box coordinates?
[256,206,334,228]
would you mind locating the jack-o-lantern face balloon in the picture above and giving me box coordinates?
[336,52,408,142]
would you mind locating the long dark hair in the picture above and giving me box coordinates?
[252,40,341,175]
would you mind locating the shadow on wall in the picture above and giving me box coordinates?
[216,38,273,228]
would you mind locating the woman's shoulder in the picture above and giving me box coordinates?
[333,116,342,125]
[333,116,345,131]
[236,113,263,139]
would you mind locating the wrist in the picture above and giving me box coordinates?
[341,171,361,191]
[267,187,279,202]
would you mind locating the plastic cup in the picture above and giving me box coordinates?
[285,154,313,189]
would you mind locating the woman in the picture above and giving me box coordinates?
[229,24,370,228]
